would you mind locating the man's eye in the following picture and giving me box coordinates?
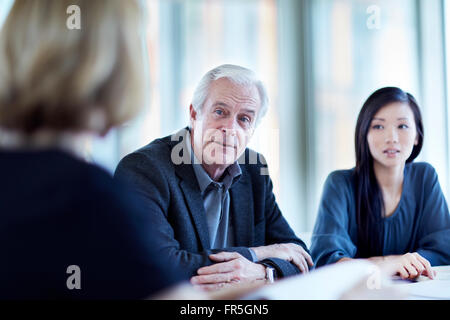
[240,116,251,123]
[214,109,223,115]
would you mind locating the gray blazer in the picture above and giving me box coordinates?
[114,128,309,278]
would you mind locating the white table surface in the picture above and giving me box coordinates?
[391,266,450,299]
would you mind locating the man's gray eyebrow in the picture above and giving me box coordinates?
[212,102,229,107]
[242,109,256,115]
[212,103,256,115]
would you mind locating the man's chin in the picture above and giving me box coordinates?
[202,154,237,166]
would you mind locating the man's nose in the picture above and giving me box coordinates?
[220,128,237,140]
[220,117,238,135]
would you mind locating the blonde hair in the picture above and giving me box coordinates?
[0,0,145,135]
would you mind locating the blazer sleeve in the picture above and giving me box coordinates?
[415,165,450,266]
[310,171,357,267]
[260,171,311,277]
[114,151,253,277]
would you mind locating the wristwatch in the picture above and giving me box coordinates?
[264,265,275,284]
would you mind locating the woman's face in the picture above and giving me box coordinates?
[367,102,418,169]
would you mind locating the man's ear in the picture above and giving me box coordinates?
[189,104,197,121]
[189,104,200,130]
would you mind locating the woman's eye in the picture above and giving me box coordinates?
[372,124,383,129]
[399,124,409,129]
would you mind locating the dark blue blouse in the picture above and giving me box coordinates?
[311,162,450,267]
[0,149,185,299]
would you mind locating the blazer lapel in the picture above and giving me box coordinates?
[173,139,211,250]
[230,170,254,247]
[169,128,211,250]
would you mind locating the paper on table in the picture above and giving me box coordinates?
[434,265,450,281]
[404,266,450,299]
[242,260,378,300]
[391,266,450,299]
[407,280,450,299]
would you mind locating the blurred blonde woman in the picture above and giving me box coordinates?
[0,0,187,299]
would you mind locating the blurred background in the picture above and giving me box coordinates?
[1,0,449,241]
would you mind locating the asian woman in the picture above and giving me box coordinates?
[311,87,450,280]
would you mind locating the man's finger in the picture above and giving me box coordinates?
[291,245,314,267]
[191,273,232,285]
[209,251,241,262]
[197,260,235,275]
[193,282,228,292]
[303,251,314,267]
[301,257,309,273]
[291,256,306,273]
[294,256,308,273]
[304,257,310,273]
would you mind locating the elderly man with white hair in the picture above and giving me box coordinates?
[115,64,313,291]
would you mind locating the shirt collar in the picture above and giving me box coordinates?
[184,128,242,194]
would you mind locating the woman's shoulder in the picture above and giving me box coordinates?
[325,168,355,186]
[51,151,133,208]
[406,162,441,195]
[407,161,438,181]
[83,162,134,203]
[320,168,356,197]
[407,161,436,171]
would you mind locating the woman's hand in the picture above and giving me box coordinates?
[382,252,436,280]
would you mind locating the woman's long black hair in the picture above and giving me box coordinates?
[354,87,424,257]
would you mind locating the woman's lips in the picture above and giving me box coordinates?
[384,148,400,158]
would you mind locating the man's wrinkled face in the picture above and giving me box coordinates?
[190,78,261,166]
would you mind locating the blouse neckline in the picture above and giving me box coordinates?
[383,164,409,222]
